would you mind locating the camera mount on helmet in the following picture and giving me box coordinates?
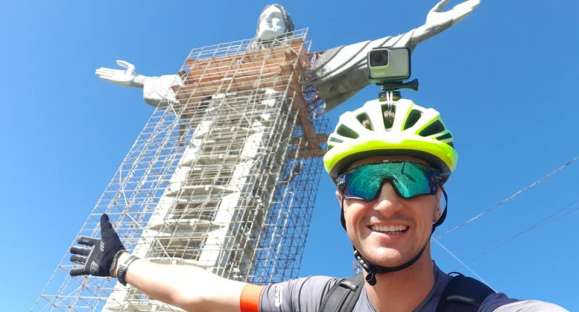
[367,47,418,101]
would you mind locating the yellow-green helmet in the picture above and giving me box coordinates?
[323,98,458,178]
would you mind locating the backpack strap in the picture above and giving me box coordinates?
[436,273,495,312]
[319,274,364,312]
[319,272,493,312]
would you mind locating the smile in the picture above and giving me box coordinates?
[369,224,410,234]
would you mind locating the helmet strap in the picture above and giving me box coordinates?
[340,196,347,230]
[353,243,427,286]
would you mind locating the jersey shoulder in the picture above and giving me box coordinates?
[260,275,340,312]
[480,293,569,312]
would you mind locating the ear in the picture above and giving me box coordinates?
[432,188,443,223]
[433,206,443,223]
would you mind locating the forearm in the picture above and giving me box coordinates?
[131,74,147,88]
[407,20,453,49]
[117,253,245,312]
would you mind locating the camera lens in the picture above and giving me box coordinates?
[370,50,389,66]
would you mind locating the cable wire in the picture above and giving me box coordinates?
[437,155,579,239]
[473,198,579,262]
[432,237,493,290]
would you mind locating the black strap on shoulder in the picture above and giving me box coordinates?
[319,275,364,312]
[319,273,493,312]
[436,273,495,312]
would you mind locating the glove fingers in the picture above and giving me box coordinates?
[100,214,112,232]
[100,214,124,246]
[70,267,88,277]
[98,214,126,256]
[70,254,87,264]
[70,246,91,256]
[77,236,98,246]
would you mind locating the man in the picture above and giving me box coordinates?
[70,98,568,311]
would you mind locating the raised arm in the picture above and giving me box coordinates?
[409,0,480,48]
[113,252,246,311]
[69,214,250,312]
[96,59,183,106]
[309,0,480,110]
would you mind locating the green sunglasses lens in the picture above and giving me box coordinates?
[393,162,433,198]
[341,162,437,201]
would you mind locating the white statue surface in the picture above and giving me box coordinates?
[95,0,480,110]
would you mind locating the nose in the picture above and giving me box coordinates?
[372,181,404,214]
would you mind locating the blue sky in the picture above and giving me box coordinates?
[1,0,578,310]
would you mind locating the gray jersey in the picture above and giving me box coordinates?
[259,266,567,312]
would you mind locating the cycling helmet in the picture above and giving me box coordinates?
[323,98,457,178]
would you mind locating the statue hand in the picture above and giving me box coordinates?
[425,0,480,29]
[95,60,141,87]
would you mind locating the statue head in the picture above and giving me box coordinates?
[256,4,295,41]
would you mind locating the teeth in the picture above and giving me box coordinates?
[371,225,408,233]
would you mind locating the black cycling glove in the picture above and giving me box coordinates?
[69,214,125,277]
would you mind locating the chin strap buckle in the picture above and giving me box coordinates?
[365,272,377,286]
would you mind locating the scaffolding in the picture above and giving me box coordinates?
[33,29,329,311]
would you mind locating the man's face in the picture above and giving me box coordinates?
[256,5,289,41]
[338,156,442,268]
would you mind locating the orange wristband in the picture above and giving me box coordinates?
[240,284,262,312]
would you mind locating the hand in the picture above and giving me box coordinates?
[95,60,140,87]
[407,0,480,47]
[425,0,480,29]
[70,214,126,277]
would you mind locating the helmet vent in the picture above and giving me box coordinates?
[327,137,343,151]
[356,113,373,130]
[404,109,422,130]
[419,120,445,137]
[436,133,453,141]
[381,104,396,130]
[329,137,344,144]
[336,125,359,139]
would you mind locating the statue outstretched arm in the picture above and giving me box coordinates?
[96,60,182,107]
[308,0,480,110]
[409,0,480,48]
[96,60,147,88]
